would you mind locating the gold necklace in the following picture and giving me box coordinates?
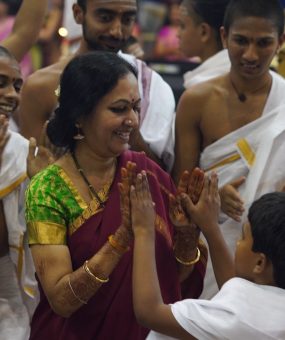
[230,75,272,103]
[71,152,116,208]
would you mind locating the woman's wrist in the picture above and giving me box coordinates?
[109,225,133,255]
[173,226,200,264]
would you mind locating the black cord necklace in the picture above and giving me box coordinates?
[230,75,272,103]
[71,152,106,208]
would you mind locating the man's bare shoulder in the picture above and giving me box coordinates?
[183,74,228,100]
[24,55,74,93]
[176,74,229,128]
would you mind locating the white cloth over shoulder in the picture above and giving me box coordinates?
[199,71,285,299]
[183,50,230,89]
[119,52,176,171]
[0,131,38,339]
[147,278,285,340]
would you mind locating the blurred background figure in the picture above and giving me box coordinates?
[153,2,186,61]
[37,0,64,67]
[61,0,81,53]
[0,0,34,79]
[138,0,167,59]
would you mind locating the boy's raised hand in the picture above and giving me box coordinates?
[130,171,156,235]
[180,172,220,237]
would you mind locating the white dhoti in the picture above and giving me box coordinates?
[199,71,285,298]
[183,49,230,89]
[0,131,38,339]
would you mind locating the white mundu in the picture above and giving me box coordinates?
[119,51,176,172]
[0,131,38,340]
[199,71,285,298]
[183,49,230,89]
[147,278,285,340]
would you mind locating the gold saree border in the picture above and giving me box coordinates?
[0,173,27,199]
[237,138,256,167]
[68,183,111,236]
[204,154,241,172]
[28,221,67,245]
[57,167,87,210]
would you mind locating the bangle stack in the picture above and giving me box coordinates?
[108,234,130,254]
[175,247,201,266]
[83,260,109,284]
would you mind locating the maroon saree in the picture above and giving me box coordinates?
[29,151,206,340]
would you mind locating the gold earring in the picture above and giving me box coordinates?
[73,124,85,140]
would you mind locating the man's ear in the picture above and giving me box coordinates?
[253,253,267,275]
[73,3,84,25]
[277,33,285,54]
[220,26,228,49]
[200,22,212,43]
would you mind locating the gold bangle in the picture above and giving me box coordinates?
[175,247,200,266]
[68,276,87,304]
[108,234,130,254]
[83,260,109,283]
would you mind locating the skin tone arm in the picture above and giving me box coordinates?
[1,0,48,62]
[19,72,59,140]
[131,172,195,339]
[181,173,235,288]
[31,225,131,318]
[30,162,136,318]
[172,90,202,185]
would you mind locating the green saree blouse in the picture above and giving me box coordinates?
[25,164,111,245]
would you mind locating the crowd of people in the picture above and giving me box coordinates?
[1,0,285,339]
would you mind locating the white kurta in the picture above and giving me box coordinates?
[119,52,176,172]
[0,131,38,340]
[199,71,285,298]
[147,278,285,340]
[183,49,230,89]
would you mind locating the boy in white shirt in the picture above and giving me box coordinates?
[130,170,285,340]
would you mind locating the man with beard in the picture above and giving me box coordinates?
[18,0,176,170]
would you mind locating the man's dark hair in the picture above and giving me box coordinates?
[223,0,284,37]
[47,51,138,151]
[0,0,21,15]
[182,0,230,49]
[77,0,87,11]
[248,192,285,289]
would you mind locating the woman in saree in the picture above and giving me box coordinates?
[25,51,207,340]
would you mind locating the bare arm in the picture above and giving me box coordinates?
[31,225,131,318]
[131,173,195,339]
[19,73,57,140]
[2,0,48,61]
[38,5,63,42]
[172,90,202,185]
[31,161,136,317]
